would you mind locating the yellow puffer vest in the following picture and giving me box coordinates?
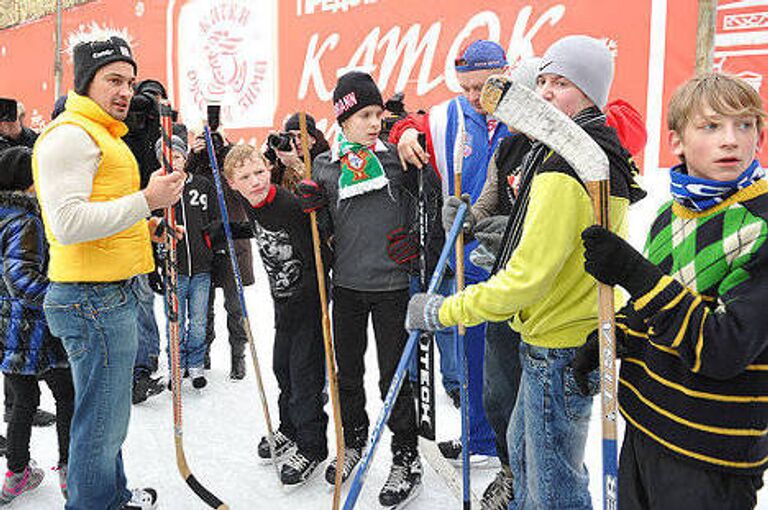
[33,92,153,282]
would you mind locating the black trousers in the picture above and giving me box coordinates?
[5,368,74,473]
[206,270,247,358]
[273,295,328,460]
[332,286,417,453]
[619,424,764,510]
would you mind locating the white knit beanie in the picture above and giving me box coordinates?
[537,35,614,108]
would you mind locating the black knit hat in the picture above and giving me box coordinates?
[0,147,33,191]
[73,36,137,95]
[283,112,318,138]
[332,71,383,123]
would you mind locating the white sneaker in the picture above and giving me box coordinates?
[122,487,158,509]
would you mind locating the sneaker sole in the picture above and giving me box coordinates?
[380,479,422,510]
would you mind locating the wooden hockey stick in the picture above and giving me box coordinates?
[298,112,345,509]
[480,76,618,510]
[452,97,472,510]
[159,101,229,509]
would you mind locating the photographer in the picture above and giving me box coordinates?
[0,98,37,150]
[186,115,254,380]
[123,79,170,403]
[265,113,329,193]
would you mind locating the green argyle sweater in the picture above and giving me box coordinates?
[617,179,768,474]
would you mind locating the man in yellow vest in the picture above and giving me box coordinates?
[32,31,184,510]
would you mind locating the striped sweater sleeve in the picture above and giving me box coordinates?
[630,241,768,379]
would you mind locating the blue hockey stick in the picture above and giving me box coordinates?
[203,126,280,483]
[343,203,468,510]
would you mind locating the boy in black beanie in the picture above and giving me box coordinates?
[298,71,423,508]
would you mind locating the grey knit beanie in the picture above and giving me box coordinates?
[510,57,542,92]
[154,135,188,167]
[537,35,614,108]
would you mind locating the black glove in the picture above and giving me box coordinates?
[147,269,165,295]
[204,221,253,250]
[387,227,420,270]
[297,179,328,213]
[571,327,629,396]
[441,193,475,236]
[582,225,662,297]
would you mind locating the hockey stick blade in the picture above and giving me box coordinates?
[480,75,609,183]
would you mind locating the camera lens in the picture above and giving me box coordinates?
[268,133,293,152]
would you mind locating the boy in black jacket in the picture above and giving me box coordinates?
[155,136,219,389]
[223,144,328,486]
[574,73,768,509]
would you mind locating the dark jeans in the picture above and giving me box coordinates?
[273,296,328,460]
[619,425,764,510]
[332,286,417,452]
[5,369,74,473]
[482,321,521,467]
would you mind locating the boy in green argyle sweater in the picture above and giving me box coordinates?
[573,73,768,509]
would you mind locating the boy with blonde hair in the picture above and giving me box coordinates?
[223,144,328,486]
[574,73,768,509]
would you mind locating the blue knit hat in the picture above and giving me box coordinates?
[454,40,508,73]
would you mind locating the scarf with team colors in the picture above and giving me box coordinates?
[337,132,389,201]
[670,159,764,212]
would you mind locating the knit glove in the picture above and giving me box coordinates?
[582,225,662,298]
[405,293,446,332]
[441,194,475,236]
[297,179,328,213]
[469,216,506,271]
[571,327,629,397]
[387,227,420,270]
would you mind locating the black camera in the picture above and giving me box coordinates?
[207,104,221,132]
[267,132,294,152]
[0,98,18,123]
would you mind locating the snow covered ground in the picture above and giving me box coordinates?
[9,170,768,508]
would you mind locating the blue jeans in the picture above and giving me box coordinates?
[166,273,210,370]
[508,343,597,510]
[483,321,521,466]
[44,280,138,510]
[134,274,160,377]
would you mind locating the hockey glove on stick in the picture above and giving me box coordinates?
[582,225,663,298]
[405,292,446,332]
[297,179,328,213]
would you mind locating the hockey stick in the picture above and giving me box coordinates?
[481,76,617,510]
[452,97,472,510]
[415,133,436,442]
[202,124,281,484]
[159,102,228,509]
[297,112,345,509]
[343,203,468,510]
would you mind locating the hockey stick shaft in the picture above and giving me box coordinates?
[343,204,468,510]
[159,103,228,509]
[416,133,435,441]
[586,180,618,510]
[298,112,345,509]
[202,126,280,484]
[453,98,471,510]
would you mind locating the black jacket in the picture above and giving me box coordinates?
[175,174,219,276]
